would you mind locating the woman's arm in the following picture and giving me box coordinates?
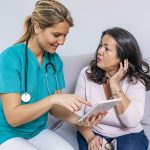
[76,125,96,143]
[108,60,130,114]
[111,81,146,127]
[76,125,102,149]
[109,61,146,127]
[110,82,131,114]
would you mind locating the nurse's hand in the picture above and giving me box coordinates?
[51,94,91,112]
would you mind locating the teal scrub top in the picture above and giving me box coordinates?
[0,43,65,144]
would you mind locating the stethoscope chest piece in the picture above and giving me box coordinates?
[21,93,31,102]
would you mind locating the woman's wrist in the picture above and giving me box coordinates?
[109,80,120,88]
[86,133,96,143]
[110,83,122,98]
[111,89,122,97]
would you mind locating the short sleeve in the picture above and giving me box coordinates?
[0,50,21,93]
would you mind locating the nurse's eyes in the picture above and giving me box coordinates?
[52,33,67,38]
[53,33,61,38]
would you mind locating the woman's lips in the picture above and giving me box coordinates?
[97,57,102,62]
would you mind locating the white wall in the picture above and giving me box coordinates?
[0,0,150,57]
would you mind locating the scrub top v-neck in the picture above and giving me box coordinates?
[0,43,65,144]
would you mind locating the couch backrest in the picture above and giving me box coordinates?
[62,53,94,94]
[141,59,150,148]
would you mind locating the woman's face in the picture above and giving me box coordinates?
[97,34,120,72]
[34,21,70,53]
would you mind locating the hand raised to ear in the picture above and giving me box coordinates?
[108,59,128,86]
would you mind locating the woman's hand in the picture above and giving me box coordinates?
[109,59,128,89]
[79,112,107,127]
[88,135,102,150]
[50,94,91,112]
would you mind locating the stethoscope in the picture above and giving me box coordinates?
[21,41,59,102]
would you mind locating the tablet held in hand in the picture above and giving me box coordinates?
[78,98,122,123]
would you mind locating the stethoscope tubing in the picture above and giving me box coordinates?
[25,40,29,95]
[22,42,58,102]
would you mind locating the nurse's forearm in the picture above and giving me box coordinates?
[1,94,55,127]
[50,105,80,124]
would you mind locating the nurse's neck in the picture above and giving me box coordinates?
[27,38,44,65]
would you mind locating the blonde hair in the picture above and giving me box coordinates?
[17,0,73,43]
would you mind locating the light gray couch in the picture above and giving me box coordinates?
[47,53,150,150]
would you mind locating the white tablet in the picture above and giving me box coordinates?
[78,98,122,123]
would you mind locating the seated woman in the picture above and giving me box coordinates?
[75,27,150,150]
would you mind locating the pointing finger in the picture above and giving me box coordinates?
[75,96,92,106]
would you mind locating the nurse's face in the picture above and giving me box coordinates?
[34,21,70,53]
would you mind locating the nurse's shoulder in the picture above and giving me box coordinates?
[0,43,25,59]
[0,43,25,69]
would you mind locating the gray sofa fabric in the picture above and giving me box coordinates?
[47,53,150,150]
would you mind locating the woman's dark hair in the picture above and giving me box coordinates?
[87,27,150,90]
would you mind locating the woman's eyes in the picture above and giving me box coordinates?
[105,47,110,51]
[99,44,110,51]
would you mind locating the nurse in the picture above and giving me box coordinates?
[0,0,103,149]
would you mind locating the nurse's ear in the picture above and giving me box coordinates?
[33,22,41,34]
